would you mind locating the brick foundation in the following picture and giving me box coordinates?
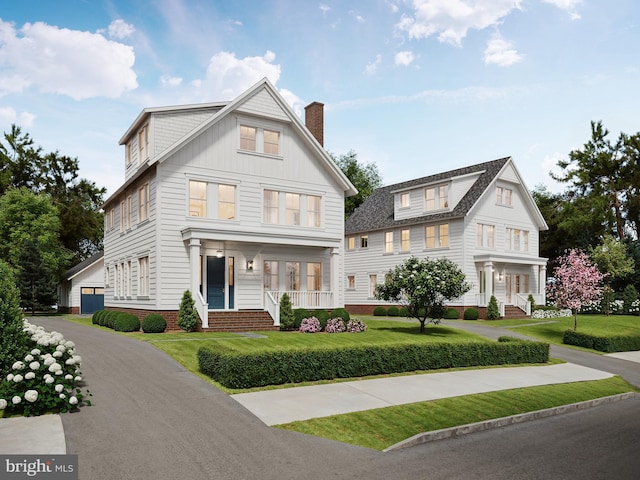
[346,304,493,320]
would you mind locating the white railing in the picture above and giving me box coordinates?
[264,291,280,326]
[195,290,209,328]
[498,300,505,317]
[515,293,531,316]
[270,291,334,310]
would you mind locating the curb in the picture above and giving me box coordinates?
[383,392,639,452]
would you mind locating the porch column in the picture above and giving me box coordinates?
[331,247,340,308]
[189,238,207,328]
[484,261,494,306]
[539,265,547,305]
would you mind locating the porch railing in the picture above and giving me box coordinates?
[264,291,280,326]
[269,291,334,310]
[515,293,531,316]
[195,290,209,328]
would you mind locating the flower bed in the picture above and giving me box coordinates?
[532,308,573,319]
[0,320,91,417]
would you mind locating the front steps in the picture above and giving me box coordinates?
[198,310,278,332]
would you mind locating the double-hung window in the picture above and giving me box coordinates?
[425,184,448,211]
[497,187,513,206]
[263,261,278,290]
[307,263,322,291]
[425,223,449,249]
[218,184,236,220]
[307,195,321,227]
[477,223,495,248]
[401,229,410,252]
[286,262,300,290]
[240,125,257,151]
[138,256,149,296]
[240,124,280,155]
[138,124,148,161]
[384,231,394,253]
[264,190,279,224]
[286,193,300,226]
[138,183,149,222]
[189,181,207,217]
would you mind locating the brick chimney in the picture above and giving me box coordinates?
[304,101,324,147]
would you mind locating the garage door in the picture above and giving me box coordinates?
[81,287,104,314]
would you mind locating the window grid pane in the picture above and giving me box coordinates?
[384,232,393,253]
[307,195,321,227]
[218,184,235,220]
[286,262,300,290]
[240,125,257,151]
[439,223,449,247]
[264,129,279,155]
[401,229,410,251]
[189,180,207,217]
[263,261,278,290]
[264,190,278,224]
[286,193,300,226]
[425,226,436,249]
[307,262,321,291]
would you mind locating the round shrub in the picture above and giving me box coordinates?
[387,306,400,317]
[299,317,321,333]
[330,307,350,323]
[346,318,368,333]
[98,310,112,327]
[325,318,346,333]
[114,313,140,332]
[463,308,479,320]
[373,306,387,316]
[312,310,330,330]
[106,311,117,329]
[444,308,459,319]
[398,307,409,317]
[293,309,311,329]
[92,310,103,325]
[141,314,167,333]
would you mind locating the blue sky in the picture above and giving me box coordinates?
[1,0,638,196]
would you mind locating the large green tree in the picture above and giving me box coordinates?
[329,150,382,218]
[0,125,105,264]
[375,256,471,333]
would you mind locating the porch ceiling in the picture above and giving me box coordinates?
[474,253,548,266]
[181,226,342,249]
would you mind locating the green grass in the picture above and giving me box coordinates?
[277,376,638,450]
[508,315,640,350]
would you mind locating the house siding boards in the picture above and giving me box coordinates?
[103,78,354,328]
[344,157,548,315]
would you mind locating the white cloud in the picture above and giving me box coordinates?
[161,75,183,87]
[386,1,399,14]
[319,3,331,17]
[395,50,415,66]
[541,0,582,20]
[350,11,365,23]
[108,19,135,39]
[0,20,137,100]
[365,54,382,75]
[0,106,36,127]
[200,50,281,99]
[397,0,523,46]
[484,35,523,66]
[279,88,306,118]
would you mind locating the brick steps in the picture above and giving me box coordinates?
[504,305,529,320]
[198,310,278,332]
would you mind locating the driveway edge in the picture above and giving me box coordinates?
[384,392,639,452]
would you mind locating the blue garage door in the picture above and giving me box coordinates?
[81,287,104,314]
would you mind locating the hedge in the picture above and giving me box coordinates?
[198,340,550,389]
[142,314,167,333]
[563,330,640,353]
[373,306,387,316]
[113,312,141,332]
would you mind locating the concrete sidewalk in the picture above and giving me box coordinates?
[231,362,614,426]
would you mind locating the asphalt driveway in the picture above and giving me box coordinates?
[31,317,640,480]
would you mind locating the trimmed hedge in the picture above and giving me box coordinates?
[373,306,387,316]
[114,312,140,332]
[444,308,459,319]
[92,310,104,325]
[563,330,640,353]
[198,340,550,389]
[398,307,409,317]
[142,314,167,333]
[463,308,479,320]
[387,306,400,317]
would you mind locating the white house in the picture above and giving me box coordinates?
[102,78,356,331]
[344,157,548,318]
[58,251,105,315]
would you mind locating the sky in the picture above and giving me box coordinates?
[1,0,639,197]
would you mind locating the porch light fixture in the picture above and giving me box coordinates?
[497,272,504,282]
[247,260,254,271]
[216,249,223,258]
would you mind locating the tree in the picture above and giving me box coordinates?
[547,249,604,331]
[329,150,382,218]
[177,290,198,332]
[278,293,294,330]
[486,295,500,320]
[375,256,471,333]
[589,235,634,315]
[0,259,28,375]
[0,188,70,277]
[16,236,58,314]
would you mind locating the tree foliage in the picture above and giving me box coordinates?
[0,125,106,265]
[178,290,198,332]
[329,150,382,218]
[0,260,29,375]
[375,256,471,333]
[547,249,604,331]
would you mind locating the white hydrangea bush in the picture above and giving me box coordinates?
[531,308,573,319]
[0,320,91,417]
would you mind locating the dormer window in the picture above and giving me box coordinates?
[138,124,149,161]
[496,187,512,206]
[400,192,410,208]
[425,184,448,211]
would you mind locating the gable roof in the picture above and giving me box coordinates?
[64,250,104,281]
[105,78,356,207]
[346,156,545,235]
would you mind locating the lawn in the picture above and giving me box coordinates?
[277,376,638,450]
[507,315,640,350]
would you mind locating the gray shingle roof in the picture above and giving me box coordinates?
[64,250,104,280]
[345,157,510,235]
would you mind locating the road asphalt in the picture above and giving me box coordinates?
[1,317,639,475]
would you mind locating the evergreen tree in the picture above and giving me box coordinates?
[279,293,294,330]
[486,295,500,320]
[16,236,58,314]
[0,260,28,375]
[177,290,198,332]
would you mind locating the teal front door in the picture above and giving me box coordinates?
[207,257,225,309]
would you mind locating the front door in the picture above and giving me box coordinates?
[207,257,225,309]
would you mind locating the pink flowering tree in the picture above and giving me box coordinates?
[547,249,605,331]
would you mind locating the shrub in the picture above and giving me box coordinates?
[330,308,350,323]
[114,313,140,332]
[293,309,310,330]
[92,310,103,325]
[387,306,400,317]
[398,307,409,317]
[299,317,321,333]
[463,308,479,320]
[527,294,536,312]
[486,295,500,320]
[325,318,346,333]
[178,290,198,332]
[312,310,330,330]
[100,310,116,329]
[141,314,167,333]
[279,293,295,331]
[373,306,387,316]
[346,318,367,333]
[198,339,550,389]
[444,308,459,319]
[0,260,29,375]
[563,330,640,353]
[532,308,572,319]
[623,285,638,315]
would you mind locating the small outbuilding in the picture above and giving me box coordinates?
[58,251,104,315]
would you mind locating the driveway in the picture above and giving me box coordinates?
[32,317,640,480]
